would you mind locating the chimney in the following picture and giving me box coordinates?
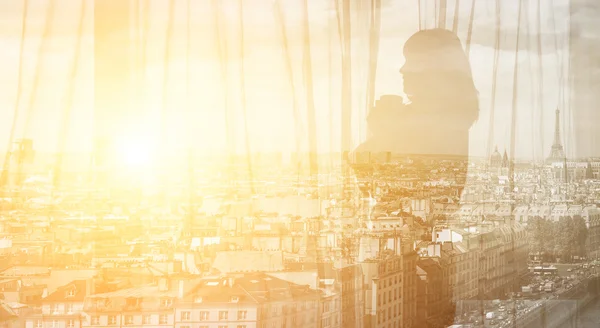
[158,278,169,292]
[86,278,96,296]
[178,280,184,299]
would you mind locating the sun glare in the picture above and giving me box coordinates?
[118,137,157,169]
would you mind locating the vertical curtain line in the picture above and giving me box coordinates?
[211,0,234,182]
[465,0,476,58]
[301,0,319,176]
[186,0,195,222]
[434,0,438,28]
[452,0,460,33]
[22,0,56,138]
[273,0,303,183]
[53,0,87,188]
[564,7,573,159]
[17,0,56,187]
[1,0,29,186]
[549,0,569,157]
[186,0,192,126]
[523,0,537,163]
[159,0,176,203]
[485,0,501,161]
[341,0,353,153]
[537,0,546,161]
[509,0,524,193]
[418,0,422,31]
[238,0,256,195]
[141,0,150,87]
[328,0,335,196]
[161,0,176,145]
[438,0,447,29]
[365,0,381,118]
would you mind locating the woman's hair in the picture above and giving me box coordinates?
[403,28,479,128]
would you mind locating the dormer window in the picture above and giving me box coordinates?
[67,289,76,297]
[161,298,172,307]
[194,296,203,303]
[230,296,239,303]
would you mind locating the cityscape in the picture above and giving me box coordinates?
[2,109,600,328]
[2,1,600,328]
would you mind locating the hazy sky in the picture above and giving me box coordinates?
[0,0,575,160]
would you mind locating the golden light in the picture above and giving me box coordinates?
[117,135,158,169]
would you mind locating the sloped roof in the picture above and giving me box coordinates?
[0,301,18,323]
[212,251,284,273]
[43,280,88,302]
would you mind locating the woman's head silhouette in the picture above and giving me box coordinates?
[401,28,479,129]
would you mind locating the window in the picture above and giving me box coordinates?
[35,320,43,328]
[51,321,59,328]
[143,315,151,325]
[91,317,100,326]
[109,316,117,325]
[159,315,168,324]
[51,305,58,314]
[125,316,133,325]
[219,326,227,328]
[67,290,75,297]
[237,311,247,320]
[236,326,247,328]
[181,326,190,328]
[66,304,74,314]
[219,311,228,320]
[180,311,191,321]
[67,320,75,328]
[161,298,172,307]
[194,296,203,303]
[199,311,209,321]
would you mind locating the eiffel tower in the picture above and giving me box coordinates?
[547,108,566,163]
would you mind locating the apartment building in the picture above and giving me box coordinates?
[24,280,89,328]
[400,240,417,328]
[81,273,321,328]
[361,250,404,328]
[176,273,320,328]
[433,221,528,300]
[82,278,184,328]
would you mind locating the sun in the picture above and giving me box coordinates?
[117,136,158,169]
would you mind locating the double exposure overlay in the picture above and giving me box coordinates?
[1,1,600,327]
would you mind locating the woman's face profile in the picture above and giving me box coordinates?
[400,52,435,102]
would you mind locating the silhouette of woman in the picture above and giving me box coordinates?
[357,28,478,157]
[352,28,480,327]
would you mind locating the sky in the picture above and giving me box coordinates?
[0,0,585,162]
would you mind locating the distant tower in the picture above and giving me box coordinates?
[10,139,35,187]
[547,108,566,163]
[502,149,509,168]
[489,146,502,167]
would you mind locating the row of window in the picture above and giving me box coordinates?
[33,320,76,328]
[181,311,247,321]
[48,304,76,314]
[89,311,248,325]
[180,326,246,328]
